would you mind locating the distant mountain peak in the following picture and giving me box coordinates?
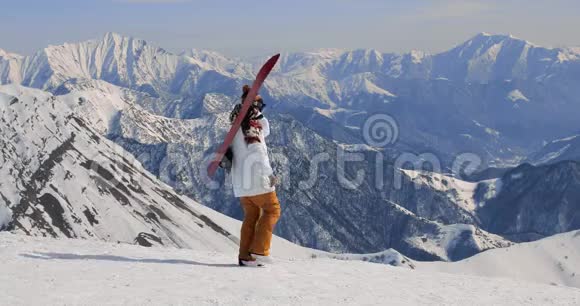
[467,32,537,48]
[306,48,345,58]
[182,48,229,60]
[97,32,172,54]
[475,32,520,39]
[102,31,135,43]
[407,50,428,63]
[0,48,23,59]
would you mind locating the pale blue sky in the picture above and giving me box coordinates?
[1,0,579,57]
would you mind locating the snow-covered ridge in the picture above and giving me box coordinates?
[421,230,580,289]
[0,32,250,97]
[553,134,580,144]
[558,47,580,62]
[401,169,480,211]
[529,134,580,165]
[2,31,578,101]
[0,84,241,249]
[0,48,24,60]
[2,232,579,305]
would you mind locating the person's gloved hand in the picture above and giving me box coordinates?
[269,175,280,187]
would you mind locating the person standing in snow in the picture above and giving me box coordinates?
[228,85,281,267]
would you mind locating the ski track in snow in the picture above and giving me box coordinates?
[1,232,579,306]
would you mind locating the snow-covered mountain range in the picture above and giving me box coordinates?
[2,32,580,163]
[0,85,509,261]
[405,162,580,243]
[1,32,580,264]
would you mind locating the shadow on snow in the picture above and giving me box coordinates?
[20,252,239,268]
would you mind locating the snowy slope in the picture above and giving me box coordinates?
[0,84,242,250]
[401,169,481,212]
[398,165,580,244]
[0,48,25,84]
[0,83,419,265]
[421,230,580,289]
[1,232,579,306]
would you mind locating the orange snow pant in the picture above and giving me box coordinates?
[239,191,281,259]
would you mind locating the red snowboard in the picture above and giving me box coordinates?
[207,53,280,177]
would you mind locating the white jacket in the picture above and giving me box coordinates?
[230,117,275,198]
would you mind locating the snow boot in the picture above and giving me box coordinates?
[238,257,265,267]
[251,253,274,264]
